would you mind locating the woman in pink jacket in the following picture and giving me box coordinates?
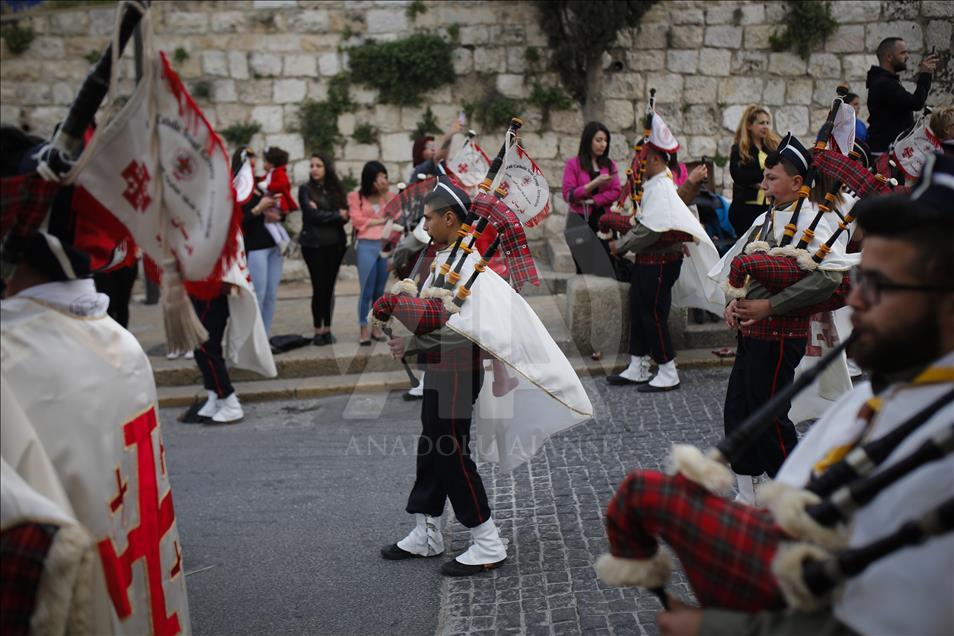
[562,121,621,275]
[347,160,397,345]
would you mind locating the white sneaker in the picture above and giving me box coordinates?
[166,350,181,360]
[184,350,195,360]
[197,390,219,418]
[212,393,244,423]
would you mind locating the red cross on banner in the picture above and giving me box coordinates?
[121,160,153,213]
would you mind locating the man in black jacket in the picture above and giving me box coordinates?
[866,37,938,154]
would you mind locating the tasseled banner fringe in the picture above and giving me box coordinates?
[161,257,208,352]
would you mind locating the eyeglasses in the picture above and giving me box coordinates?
[850,268,954,305]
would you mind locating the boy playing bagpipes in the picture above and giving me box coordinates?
[605,111,723,392]
[709,133,856,503]
[375,172,592,576]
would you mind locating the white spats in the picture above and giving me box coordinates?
[734,473,757,505]
[197,390,218,418]
[648,360,679,389]
[212,392,243,424]
[454,518,507,566]
[397,514,444,557]
[619,355,652,383]
[595,549,673,588]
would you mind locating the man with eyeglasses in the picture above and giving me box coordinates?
[595,153,953,636]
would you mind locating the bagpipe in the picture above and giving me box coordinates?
[723,86,897,317]
[775,496,954,611]
[597,89,656,239]
[370,117,539,336]
[601,334,954,608]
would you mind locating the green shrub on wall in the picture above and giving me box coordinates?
[348,34,455,106]
[299,72,355,154]
[220,122,262,148]
[1,21,34,55]
[412,106,442,140]
[353,122,378,145]
[770,1,838,60]
[465,92,523,131]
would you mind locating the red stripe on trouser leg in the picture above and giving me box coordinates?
[604,470,788,612]
[452,372,484,525]
[770,337,788,459]
[652,264,669,361]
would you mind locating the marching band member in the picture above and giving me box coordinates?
[378,177,593,576]
[597,156,954,634]
[710,134,854,504]
[606,113,723,392]
[646,152,954,636]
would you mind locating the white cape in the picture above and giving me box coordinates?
[223,235,277,378]
[638,172,725,314]
[1,291,192,635]
[775,353,954,636]
[425,250,594,471]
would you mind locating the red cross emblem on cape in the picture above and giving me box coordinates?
[97,407,183,636]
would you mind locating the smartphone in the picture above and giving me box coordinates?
[458,111,467,125]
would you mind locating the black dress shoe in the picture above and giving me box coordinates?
[637,382,681,393]
[313,334,328,346]
[381,543,425,560]
[606,374,648,386]
[440,557,506,577]
[324,333,336,345]
[359,339,372,347]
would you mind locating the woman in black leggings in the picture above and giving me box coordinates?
[297,152,349,345]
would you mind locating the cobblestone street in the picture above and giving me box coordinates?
[441,368,729,636]
[165,366,730,635]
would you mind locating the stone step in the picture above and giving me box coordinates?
[157,348,736,408]
[545,235,576,274]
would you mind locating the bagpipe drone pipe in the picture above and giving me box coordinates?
[597,89,656,240]
[773,495,954,611]
[369,118,528,336]
[723,86,898,317]
[598,335,954,608]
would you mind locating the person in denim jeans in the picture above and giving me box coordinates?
[236,147,282,336]
[347,160,396,345]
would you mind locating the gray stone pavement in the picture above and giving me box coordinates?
[439,370,728,636]
[163,366,731,635]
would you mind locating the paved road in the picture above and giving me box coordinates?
[162,390,442,635]
[163,366,732,635]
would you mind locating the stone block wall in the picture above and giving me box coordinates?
[2,0,951,261]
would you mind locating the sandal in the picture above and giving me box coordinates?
[359,339,372,347]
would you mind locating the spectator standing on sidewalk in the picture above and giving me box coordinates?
[728,106,781,236]
[409,119,464,183]
[866,37,938,154]
[298,153,349,346]
[348,161,397,346]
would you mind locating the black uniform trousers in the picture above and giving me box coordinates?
[191,295,234,399]
[94,263,138,328]
[723,334,805,477]
[406,368,490,528]
[628,259,682,364]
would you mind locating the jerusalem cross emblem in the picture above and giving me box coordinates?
[121,160,153,213]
